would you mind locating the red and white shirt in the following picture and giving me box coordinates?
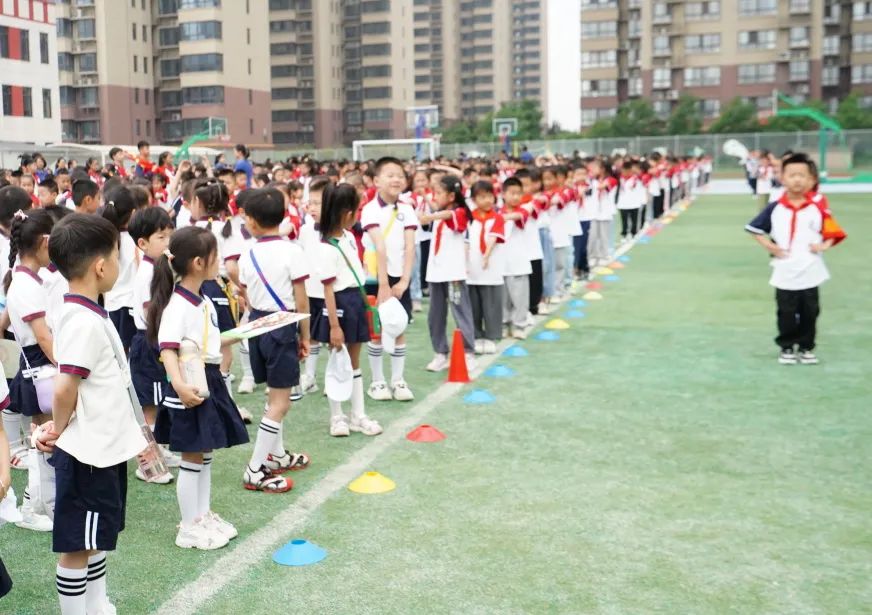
[426,208,468,283]
[467,209,506,286]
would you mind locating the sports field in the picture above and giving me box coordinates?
[4,194,870,614]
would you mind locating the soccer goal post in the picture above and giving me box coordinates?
[352,138,438,161]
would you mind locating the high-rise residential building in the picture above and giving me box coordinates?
[412,0,460,123]
[56,0,269,146]
[579,0,858,129]
[0,0,61,144]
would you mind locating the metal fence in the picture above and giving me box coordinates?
[2,130,869,176]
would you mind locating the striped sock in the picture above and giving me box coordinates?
[248,418,280,473]
[367,342,384,382]
[305,343,321,380]
[85,552,107,614]
[389,345,407,384]
[177,461,202,527]
[56,565,87,615]
[198,454,213,518]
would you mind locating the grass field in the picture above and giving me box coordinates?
[3,194,871,614]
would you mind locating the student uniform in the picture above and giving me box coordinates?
[534,191,555,300]
[41,263,69,333]
[299,222,325,339]
[467,210,506,342]
[502,208,533,330]
[50,294,147,554]
[520,195,545,313]
[194,218,244,332]
[745,192,847,351]
[574,181,592,274]
[129,255,164,407]
[588,177,617,263]
[313,230,371,345]
[7,266,53,417]
[617,175,641,238]
[549,187,575,294]
[237,235,309,389]
[105,231,138,350]
[155,286,249,452]
[425,208,475,355]
[360,194,419,318]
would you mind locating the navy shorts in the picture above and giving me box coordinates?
[50,447,127,553]
[129,330,165,407]
[309,297,325,338]
[365,275,412,320]
[249,309,300,389]
[313,288,371,345]
[200,279,236,332]
[108,308,137,351]
[155,365,250,452]
[9,344,52,417]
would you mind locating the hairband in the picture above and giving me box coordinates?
[13,210,28,221]
[163,249,174,261]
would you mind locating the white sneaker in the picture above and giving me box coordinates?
[502,325,510,338]
[135,466,174,484]
[525,312,535,327]
[474,339,485,355]
[778,349,798,365]
[367,381,393,401]
[237,376,255,394]
[426,353,449,372]
[160,446,182,468]
[482,340,498,354]
[349,415,383,436]
[300,374,318,394]
[465,353,477,372]
[329,414,350,437]
[237,406,253,424]
[203,511,238,540]
[15,509,53,532]
[289,385,303,402]
[175,522,228,550]
[391,379,415,401]
[798,350,819,365]
[512,327,528,340]
[537,302,551,315]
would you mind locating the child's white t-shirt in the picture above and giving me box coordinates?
[426,209,469,283]
[41,264,69,333]
[467,212,506,286]
[54,295,147,468]
[104,231,137,312]
[298,222,324,299]
[238,236,309,312]
[194,219,244,277]
[132,256,155,330]
[360,195,419,279]
[157,286,223,364]
[317,230,366,293]
[7,266,48,346]
[503,213,534,277]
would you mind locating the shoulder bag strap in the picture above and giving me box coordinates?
[100,318,147,428]
[327,237,380,334]
[249,248,288,312]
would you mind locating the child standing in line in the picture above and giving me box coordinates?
[744,153,846,365]
[316,184,382,437]
[500,177,532,339]
[515,169,545,317]
[238,188,311,484]
[150,227,249,549]
[573,165,592,281]
[360,157,419,402]
[467,181,506,355]
[543,166,571,300]
[298,176,330,394]
[617,161,639,243]
[419,175,475,372]
[128,207,179,485]
[101,186,138,353]
[410,169,432,314]
[588,159,618,267]
[35,214,148,615]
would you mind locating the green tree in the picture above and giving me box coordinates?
[583,99,664,138]
[707,97,761,133]
[667,95,703,135]
[835,91,872,129]
[475,100,544,141]
[439,120,478,144]
[764,99,829,132]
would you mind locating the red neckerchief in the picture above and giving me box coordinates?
[777,193,814,248]
[472,209,497,254]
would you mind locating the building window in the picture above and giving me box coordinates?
[738,63,775,84]
[135,88,140,104]
[363,86,391,98]
[581,79,617,97]
[653,68,671,88]
[133,55,138,72]
[685,1,720,20]
[161,59,181,78]
[79,53,97,72]
[159,27,179,46]
[361,43,391,56]
[60,86,76,106]
[363,108,392,122]
[58,52,73,71]
[22,87,32,117]
[146,119,151,136]
[183,86,225,104]
[789,60,809,81]
[145,89,150,105]
[789,27,809,46]
[738,0,776,16]
[738,29,776,50]
[1,86,11,116]
[249,118,254,134]
[361,65,391,78]
[132,23,137,40]
[77,19,96,39]
[822,65,840,86]
[143,25,148,42]
[144,57,148,73]
[700,99,720,117]
[56,19,72,38]
[248,89,253,104]
[39,88,51,118]
[79,87,99,107]
[854,1,872,20]
[684,66,721,86]
[136,119,141,136]
[853,32,872,52]
[39,33,49,64]
[20,30,29,61]
[161,90,183,107]
[180,53,223,73]
[361,22,391,35]
[179,21,222,41]
[179,0,221,7]
[580,50,617,68]
[685,33,720,53]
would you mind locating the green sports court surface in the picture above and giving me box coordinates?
[4,194,870,614]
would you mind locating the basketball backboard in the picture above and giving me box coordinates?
[492,117,518,137]
[406,105,439,131]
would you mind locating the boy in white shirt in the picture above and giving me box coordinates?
[360,157,419,402]
[467,181,507,354]
[500,178,532,339]
[36,214,147,615]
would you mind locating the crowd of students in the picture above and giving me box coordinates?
[0,142,714,613]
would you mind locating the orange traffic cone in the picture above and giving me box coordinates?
[447,329,470,383]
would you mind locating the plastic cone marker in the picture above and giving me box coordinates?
[569,299,587,308]
[586,281,603,291]
[545,318,570,330]
[593,266,614,275]
[604,275,620,282]
[661,218,673,225]
[534,331,560,341]
[582,291,603,301]
[273,539,327,567]
[608,262,625,269]
[407,424,446,443]
[446,329,470,383]
[566,310,586,319]
[502,345,529,358]
[349,471,396,494]
[637,236,651,244]
[464,389,496,404]
[618,255,631,263]
[483,364,516,378]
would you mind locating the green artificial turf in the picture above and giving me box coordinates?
[3,195,870,614]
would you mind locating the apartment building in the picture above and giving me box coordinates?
[56,0,269,146]
[0,0,61,144]
[579,0,858,128]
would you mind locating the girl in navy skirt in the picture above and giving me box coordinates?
[5,208,57,531]
[316,184,381,437]
[101,186,138,353]
[148,226,249,551]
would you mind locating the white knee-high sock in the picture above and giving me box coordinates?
[248,417,279,471]
[177,461,201,527]
[269,421,285,458]
[56,565,87,615]
[85,552,107,613]
[24,449,41,512]
[37,451,56,520]
[389,345,407,384]
[1,408,22,450]
[305,343,320,379]
[367,342,384,382]
[328,398,345,420]
[350,369,365,420]
[238,341,253,380]
[198,454,212,518]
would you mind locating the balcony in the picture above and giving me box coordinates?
[789,38,810,49]
[652,13,672,25]
[789,0,811,14]
[653,46,672,58]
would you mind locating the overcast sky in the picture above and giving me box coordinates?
[546,0,581,131]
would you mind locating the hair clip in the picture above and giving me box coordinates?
[13,210,28,221]
[106,200,115,208]
[163,249,174,261]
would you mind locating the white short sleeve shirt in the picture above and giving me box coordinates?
[318,230,366,293]
[132,256,155,330]
[298,223,324,299]
[157,286,223,364]
[7,266,48,346]
[104,231,137,312]
[467,212,507,286]
[360,195,419,278]
[426,209,469,283]
[238,236,309,312]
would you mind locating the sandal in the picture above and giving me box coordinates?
[243,465,293,493]
[10,446,29,471]
[266,450,310,474]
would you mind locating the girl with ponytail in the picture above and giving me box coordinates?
[102,185,138,352]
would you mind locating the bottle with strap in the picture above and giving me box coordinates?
[328,237,380,335]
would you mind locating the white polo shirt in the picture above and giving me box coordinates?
[426,208,469,283]
[158,286,223,364]
[132,255,155,330]
[520,200,544,261]
[7,265,47,346]
[104,231,137,312]
[55,294,147,468]
[317,230,366,293]
[194,218,244,277]
[467,211,507,286]
[298,222,324,299]
[360,194,419,279]
[238,236,309,312]
[40,264,69,333]
[503,212,533,277]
